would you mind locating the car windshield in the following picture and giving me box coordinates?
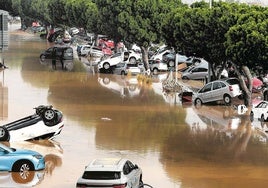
[0,143,14,153]
[82,171,121,180]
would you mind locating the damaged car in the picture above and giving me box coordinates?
[0,105,64,142]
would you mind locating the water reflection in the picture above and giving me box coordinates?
[0,171,44,188]
[0,71,8,120]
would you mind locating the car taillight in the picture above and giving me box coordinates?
[113,183,127,188]
[229,86,233,91]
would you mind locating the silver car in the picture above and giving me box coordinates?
[181,60,208,80]
[76,158,143,188]
[193,78,242,106]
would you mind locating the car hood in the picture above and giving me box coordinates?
[12,148,41,156]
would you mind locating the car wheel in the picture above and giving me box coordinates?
[0,127,10,141]
[43,109,56,121]
[168,60,175,67]
[223,94,231,105]
[12,169,35,184]
[12,160,34,172]
[194,98,202,107]
[261,115,265,122]
[182,76,189,80]
[129,57,136,64]
[250,111,254,122]
[40,54,46,62]
[153,68,158,75]
[103,62,110,70]
[121,71,126,75]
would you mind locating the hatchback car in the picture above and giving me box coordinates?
[98,51,141,72]
[181,60,209,80]
[113,62,141,75]
[0,143,45,172]
[40,46,73,62]
[76,158,143,188]
[193,78,242,106]
[250,100,268,122]
[149,59,168,74]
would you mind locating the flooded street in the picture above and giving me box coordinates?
[1,24,268,188]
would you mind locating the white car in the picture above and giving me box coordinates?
[76,158,143,188]
[113,62,141,75]
[193,78,242,106]
[149,59,168,74]
[250,100,268,122]
[98,51,141,72]
[0,105,64,142]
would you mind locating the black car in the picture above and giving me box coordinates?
[40,46,73,62]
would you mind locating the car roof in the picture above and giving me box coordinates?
[85,158,127,172]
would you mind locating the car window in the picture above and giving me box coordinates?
[82,171,121,180]
[123,162,131,175]
[200,83,212,93]
[111,53,121,58]
[192,67,207,73]
[212,82,222,90]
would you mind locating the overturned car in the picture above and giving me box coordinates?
[0,105,64,142]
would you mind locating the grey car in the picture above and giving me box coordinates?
[193,78,242,106]
[181,60,209,80]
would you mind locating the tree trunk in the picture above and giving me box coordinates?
[141,46,149,71]
[232,64,252,107]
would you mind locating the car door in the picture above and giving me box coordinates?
[211,81,226,102]
[190,67,208,80]
[197,83,212,103]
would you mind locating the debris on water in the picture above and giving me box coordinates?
[101,117,112,121]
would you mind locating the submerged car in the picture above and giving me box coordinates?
[113,62,141,75]
[0,143,45,172]
[98,51,141,72]
[76,158,143,188]
[39,46,73,62]
[0,105,64,142]
[250,100,268,122]
[193,78,242,106]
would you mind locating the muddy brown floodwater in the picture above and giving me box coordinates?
[1,23,268,188]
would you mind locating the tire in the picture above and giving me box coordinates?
[12,160,34,172]
[0,127,10,141]
[223,94,231,105]
[43,109,56,121]
[129,57,136,64]
[250,112,254,122]
[261,115,265,122]
[153,68,158,75]
[168,60,175,67]
[103,62,110,70]
[121,71,126,75]
[40,54,46,62]
[194,98,202,107]
[12,170,35,184]
[182,76,189,80]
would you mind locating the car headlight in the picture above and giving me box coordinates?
[33,154,43,159]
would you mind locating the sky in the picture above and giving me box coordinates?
[181,0,268,6]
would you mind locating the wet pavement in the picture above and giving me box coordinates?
[1,23,268,188]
